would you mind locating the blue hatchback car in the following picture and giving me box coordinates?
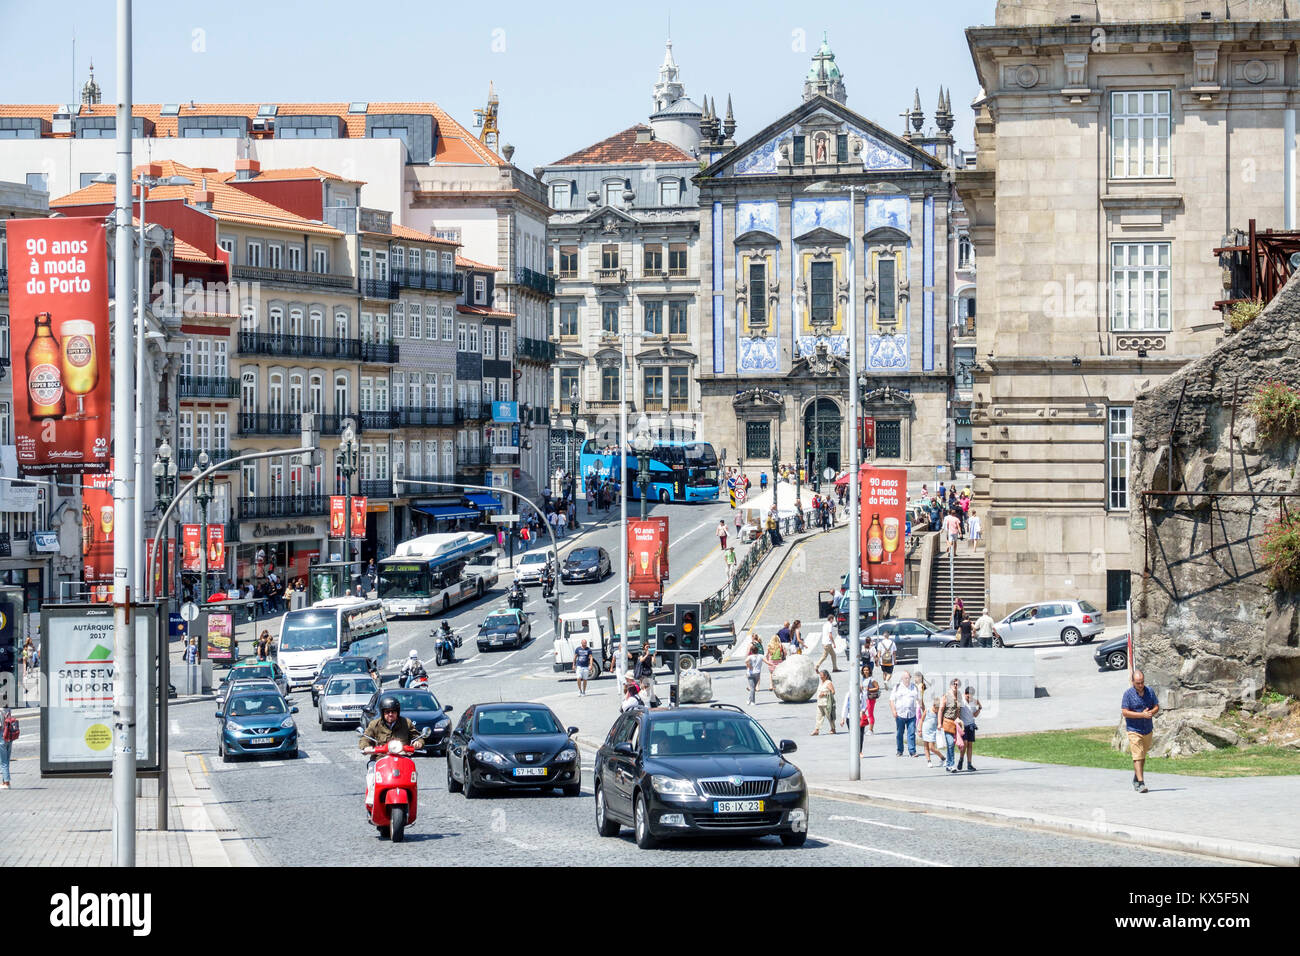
[217,689,300,762]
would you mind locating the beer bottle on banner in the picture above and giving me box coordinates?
[27,312,66,419]
[81,501,94,550]
[866,513,884,564]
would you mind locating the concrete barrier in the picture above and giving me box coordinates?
[914,648,1035,699]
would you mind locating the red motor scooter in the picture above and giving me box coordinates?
[359,727,431,842]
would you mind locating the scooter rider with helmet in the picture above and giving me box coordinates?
[435,620,458,664]
[360,695,424,807]
[398,649,427,687]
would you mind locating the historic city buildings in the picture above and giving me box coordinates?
[957,0,1300,615]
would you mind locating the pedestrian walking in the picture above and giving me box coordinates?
[812,670,837,735]
[890,671,919,757]
[776,620,792,657]
[1121,670,1160,793]
[959,614,974,648]
[956,685,982,771]
[257,629,270,661]
[573,638,595,696]
[974,607,997,648]
[875,629,898,685]
[183,637,199,665]
[940,678,963,772]
[943,510,962,557]
[814,612,840,672]
[0,704,17,789]
[733,510,743,538]
[744,636,764,704]
[20,637,33,683]
[789,619,805,655]
[724,546,738,583]
[967,509,982,553]
[635,643,657,707]
[951,597,966,633]
[760,472,768,491]
[920,698,944,767]
[716,519,728,552]
[764,633,786,691]
[861,636,875,679]
[863,672,881,738]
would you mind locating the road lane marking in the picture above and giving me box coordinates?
[827,814,913,831]
[744,538,809,635]
[501,836,539,850]
[815,834,947,865]
[170,719,181,735]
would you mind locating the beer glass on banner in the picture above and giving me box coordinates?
[59,319,98,420]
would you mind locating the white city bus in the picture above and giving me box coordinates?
[277,597,390,690]
[378,531,497,617]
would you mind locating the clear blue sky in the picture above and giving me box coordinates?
[0,0,996,172]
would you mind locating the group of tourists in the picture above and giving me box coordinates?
[915,482,982,556]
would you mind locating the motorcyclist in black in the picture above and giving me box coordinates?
[541,561,555,598]
[507,581,526,610]
[435,620,457,663]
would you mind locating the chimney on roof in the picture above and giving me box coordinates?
[235,158,261,181]
[636,127,653,144]
[192,177,213,210]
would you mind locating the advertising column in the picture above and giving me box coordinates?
[627,517,669,603]
[860,467,907,591]
[80,470,114,603]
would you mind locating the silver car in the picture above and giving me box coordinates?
[513,551,555,586]
[994,600,1104,647]
[319,675,380,730]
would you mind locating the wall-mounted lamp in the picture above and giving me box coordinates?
[1070,356,1082,367]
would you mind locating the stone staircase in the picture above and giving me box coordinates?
[926,552,987,625]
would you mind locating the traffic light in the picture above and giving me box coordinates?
[673,602,702,678]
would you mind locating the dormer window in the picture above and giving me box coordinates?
[550,182,571,210]
[658,179,680,206]
[603,181,624,207]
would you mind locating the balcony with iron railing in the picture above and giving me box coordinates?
[231,264,354,292]
[238,331,362,361]
[514,266,556,296]
[238,411,350,436]
[396,406,456,427]
[177,447,235,471]
[358,479,393,499]
[0,269,7,293]
[360,340,400,364]
[360,276,398,300]
[455,448,491,468]
[455,403,486,422]
[391,268,458,292]
[515,337,557,363]
[179,374,240,399]
[358,410,399,430]
[238,494,328,519]
[396,473,459,490]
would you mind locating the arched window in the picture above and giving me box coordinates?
[957,234,973,270]
[268,372,284,416]
[309,308,324,338]
[288,307,304,337]
[335,309,349,339]
[268,305,284,336]
[240,370,257,413]
[241,302,257,333]
[309,374,324,413]
[334,373,349,415]
[289,372,304,414]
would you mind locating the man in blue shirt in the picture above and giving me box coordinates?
[1120,670,1160,793]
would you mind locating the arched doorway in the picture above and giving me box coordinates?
[803,397,842,479]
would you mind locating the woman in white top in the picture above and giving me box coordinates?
[967,509,982,553]
[956,685,982,771]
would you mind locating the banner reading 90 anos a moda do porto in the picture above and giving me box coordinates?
[39,604,159,775]
[6,218,112,476]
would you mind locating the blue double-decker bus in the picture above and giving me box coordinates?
[579,438,719,503]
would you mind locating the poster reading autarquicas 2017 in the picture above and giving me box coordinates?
[6,217,112,476]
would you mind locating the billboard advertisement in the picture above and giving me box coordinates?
[329,495,346,538]
[352,496,367,538]
[146,538,175,598]
[207,523,225,568]
[80,470,113,603]
[6,218,112,475]
[39,603,158,775]
[181,524,202,572]
[627,517,669,603]
[206,613,234,662]
[860,466,907,591]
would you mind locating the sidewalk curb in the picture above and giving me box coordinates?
[806,784,1299,867]
[181,751,262,866]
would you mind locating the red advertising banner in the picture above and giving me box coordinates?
[207,524,225,568]
[182,524,202,572]
[859,417,876,449]
[860,467,907,591]
[80,469,114,603]
[351,497,367,539]
[329,496,346,538]
[146,537,175,597]
[627,517,669,603]
[7,218,112,475]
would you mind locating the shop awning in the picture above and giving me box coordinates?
[414,506,479,521]
[465,493,503,511]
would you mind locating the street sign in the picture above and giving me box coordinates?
[180,601,199,622]
[822,467,834,482]
[490,514,520,523]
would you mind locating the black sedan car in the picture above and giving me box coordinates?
[860,619,959,662]
[1094,634,1129,671]
[477,610,531,652]
[310,654,378,706]
[360,688,455,756]
[446,702,581,797]
[593,704,808,849]
[561,547,612,584]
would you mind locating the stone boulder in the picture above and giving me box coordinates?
[1120,714,1244,758]
[677,669,713,704]
[772,655,819,702]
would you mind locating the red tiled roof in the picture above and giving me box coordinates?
[455,255,498,272]
[549,124,694,166]
[457,304,515,319]
[212,166,363,185]
[388,223,458,245]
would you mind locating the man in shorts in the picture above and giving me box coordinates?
[874,629,897,685]
[1120,669,1160,793]
[573,639,595,697]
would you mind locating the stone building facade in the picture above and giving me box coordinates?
[697,39,958,484]
[957,0,1300,617]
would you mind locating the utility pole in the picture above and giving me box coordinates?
[111,0,137,868]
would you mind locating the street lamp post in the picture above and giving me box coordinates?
[192,452,215,604]
[337,420,360,577]
[151,441,178,831]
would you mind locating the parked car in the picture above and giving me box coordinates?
[319,675,380,730]
[514,551,556,586]
[216,689,299,762]
[994,600,1104,646]
[446,702,581,797]
[310,654,378,707]
[1094,634,1130,671]
[361,688,455,756]
[860,619,959,662]
[561,547,612,584]
[593,703,808,849]
[477,609,531,651]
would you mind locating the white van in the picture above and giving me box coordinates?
[277,597,390,690]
